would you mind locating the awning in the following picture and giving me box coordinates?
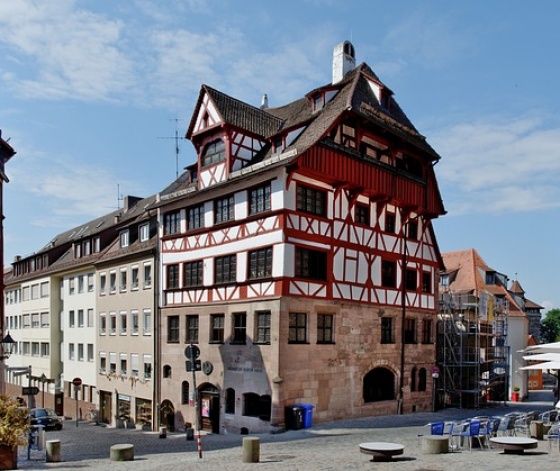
[519,361,560,371]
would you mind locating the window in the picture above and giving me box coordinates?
[87,344,94,362]
[363,367,395,402]
[87,308,94,327]
[31,313,39,328]
[181,381,190,405]
[69,277,75,295]
[77,309,84,327]
[99,273,106,295]
[164,210,181,235]
[119,268,127,291]
[109,271,116,293]
[243,393,260,417]
[232,312,246,344]
[131,266,139,289]
[120,311,127,335]
[139,223,150,242]
[297,185,326,216]
[22,314,30,329]
[422,272,432,293]
[143,263,152,288]
[411,367,417,392]
[404,318,416,344]
[32,342,39,356]
[210,314,225,343]
[422,319,433,344]
[406,220,418,239]
[109,312,117,335]
[215,195,234,224]
[202,139,225,167]
[99,313,107,335]
[184,261,203,287]
[186,315,199,344]
[69,310,75,328]
[78,343,84,361]
[120,353,127,375]
[215,255,236,284]
[288,312,307,344]
[131,310,139,335]
[385,213,395,233]
[249,183,271,215]
[405,269,417,291]
[69,343,75,360]
[355,204,369,225]
[143,355,152,379]
[131,354,139,377]
[40,312,50,327]
[418,368,427,391]
[317,314,334,344]
[187,204,204,231]
[255,310,271,344]
[381,317,394,344]
[166,264,180,289]
[295,247,327,280]
[248,247,272,279]
[109,352,117,374]
[225,388,235,414]
[119,230,129,248]
[381,260,396,288]
[168,316,180,343]
[143,309,152,335]
[41,343,50,357]
[40,282,49,298]
[99,352,107,374]
[87,273,94,292]
[163,365,172,378]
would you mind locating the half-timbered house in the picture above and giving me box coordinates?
[156,41,446,433]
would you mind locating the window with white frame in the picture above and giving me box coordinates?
[69,343,75,360]
[143,354,152,379]
[78,309,84,327]
[87,344,94,362]
[40,282,49,298]
[131,354,139,378]
[109,352,116,374]
[78,275,84,293]
[87,273,94,292]
[69,277,75,295]
[120,311,127,335]
[143,263,152,288]
[143,309,152,335]
[69,310,75,328]
[40,312,50,327]
[87,308,94,327]
[109,312,117,334]
[99,312,107,335]
[131,266,139,289]
[78,343,84,361]
[120,353,127,375]
[41,343,50,357]
[109,271,116,293]
[31,313,39,328]
[120,268,127,292]
[120,229,129,248]
[99,352,107,374]
[99,273,106,295]
[131,310,139,335]
[139,223,150,242]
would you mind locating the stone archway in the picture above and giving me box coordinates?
[363,367,396,402]
[160,399,175,432]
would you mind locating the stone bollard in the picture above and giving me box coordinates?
[530,420,544,440]
[421,435,449,454]
[46,439,61,462]
[110,444,135,461]
[242,437,260,463]
[159,426,167,438]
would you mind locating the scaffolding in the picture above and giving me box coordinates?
[437,290,509,409]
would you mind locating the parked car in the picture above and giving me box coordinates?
[29,408,63,430]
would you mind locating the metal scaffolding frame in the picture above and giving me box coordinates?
[437,290,509,409]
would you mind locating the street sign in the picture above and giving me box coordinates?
[185,345,200,360]
[186,359,201,372]
[72,377,82,387]
[22,386,39,395]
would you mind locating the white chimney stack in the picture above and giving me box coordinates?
[261,94,269,109]
[332,41,356,84]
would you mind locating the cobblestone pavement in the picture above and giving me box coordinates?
[17,390,560,470]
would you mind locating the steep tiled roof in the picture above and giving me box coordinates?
[510,279,525,295]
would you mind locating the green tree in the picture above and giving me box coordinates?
[541,308,560,343]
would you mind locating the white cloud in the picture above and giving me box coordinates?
[432,115,560,215]
[0,0,134,102]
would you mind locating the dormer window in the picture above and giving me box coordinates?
[119,230,129,248]
[485,272,496,285]
[201,139,225,167]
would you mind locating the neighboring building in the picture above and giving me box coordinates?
[156,40,446,434]
[3,195,158,428]
[438,248,533,406]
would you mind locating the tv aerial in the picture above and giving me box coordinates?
[158,118,186,179]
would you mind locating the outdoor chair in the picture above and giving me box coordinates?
[540,409,559,425]
[496,415,516,436]
[547,423,560,453]
[417,421,445,444]
[514,413,532,437]
[459,419,485,451]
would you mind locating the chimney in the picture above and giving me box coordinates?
[261,94,269,109]
[332,41,356,84]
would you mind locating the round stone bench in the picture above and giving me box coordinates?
[422,435,450,454]
[110,444,135,461]
[490,437,538,454]
[359,442,404,461]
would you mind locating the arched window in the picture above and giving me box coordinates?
[181,381,189,405]
[418,368,427,392]
[410,367,417,392]
[202,139,225,167]
[225,388,235,414]
[163,364,172,378]
[363,367,395,403]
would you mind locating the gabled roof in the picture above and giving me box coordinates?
[186,62,440,164]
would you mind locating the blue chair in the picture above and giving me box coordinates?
[417,421,445,444]
[460,419,484,451]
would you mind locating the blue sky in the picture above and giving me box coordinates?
[1,1,559,313]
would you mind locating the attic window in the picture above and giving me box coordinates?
[485,272,496,285]
[313,94,324,111]
[202,139,225,167]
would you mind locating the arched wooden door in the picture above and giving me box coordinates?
[199,384,220,434]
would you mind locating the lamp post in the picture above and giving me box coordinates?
[0,332,16,394]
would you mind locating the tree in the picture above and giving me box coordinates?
[541,308,560,343]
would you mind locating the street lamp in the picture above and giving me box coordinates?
[0,332,16,394]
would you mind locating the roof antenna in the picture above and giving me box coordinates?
[117,184,123,209]
[158,118,185,179]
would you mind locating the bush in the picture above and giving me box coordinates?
[0,394,30,448]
